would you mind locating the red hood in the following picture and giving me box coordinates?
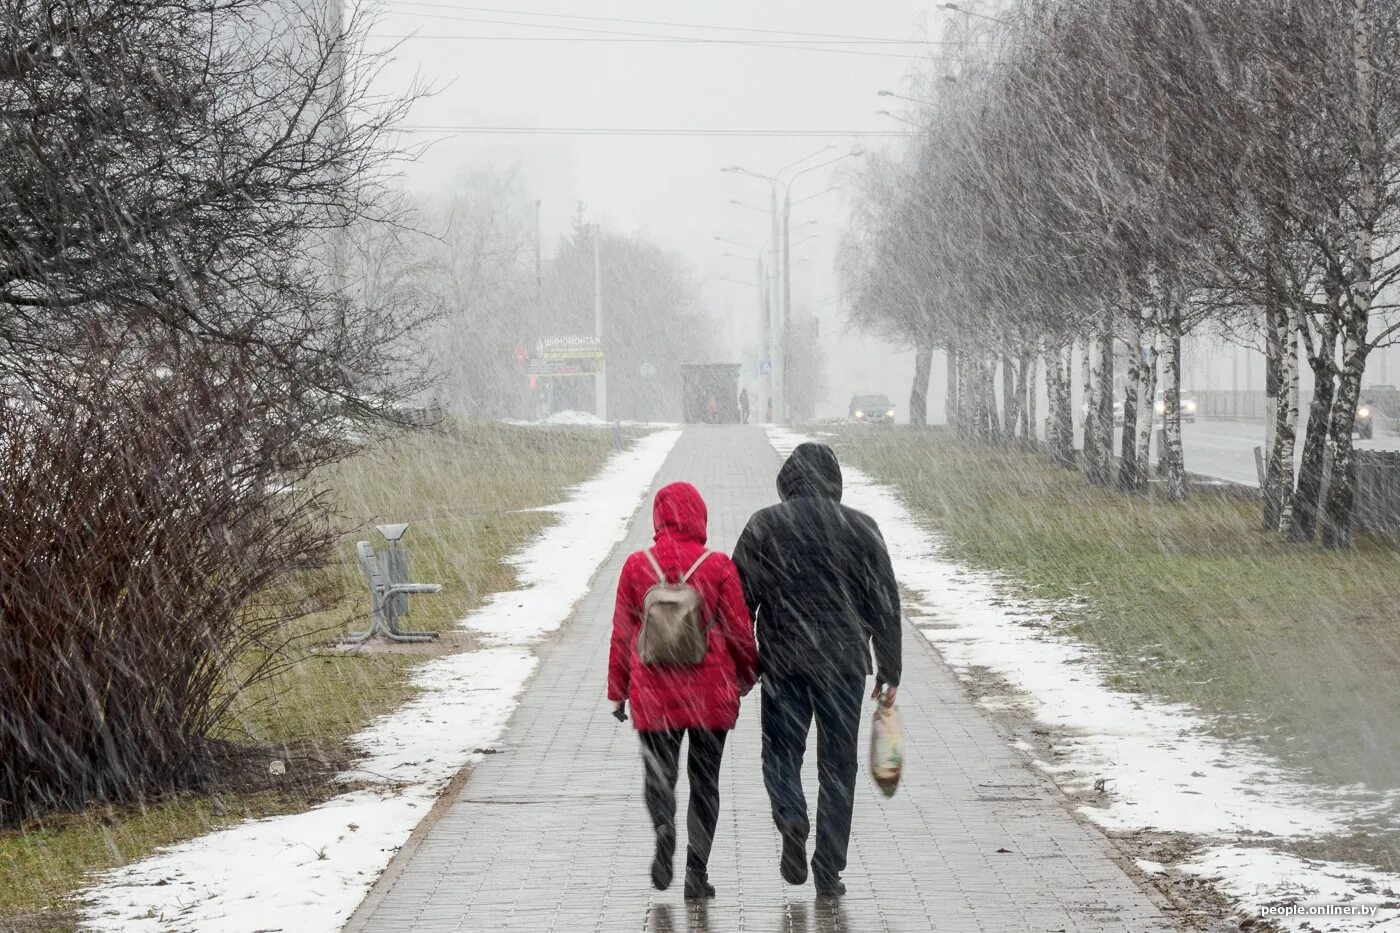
[653,481,708,546]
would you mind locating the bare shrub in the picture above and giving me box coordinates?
[0,355,339,824]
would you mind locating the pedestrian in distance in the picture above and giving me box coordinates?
[739,388,751,424]
[732,442,902,898]
[608,482,759,899]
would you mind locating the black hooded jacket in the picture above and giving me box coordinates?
[732,443,902,686]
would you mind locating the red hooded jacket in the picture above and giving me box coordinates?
[607,482,759,732]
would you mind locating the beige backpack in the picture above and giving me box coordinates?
[637,549,713,666]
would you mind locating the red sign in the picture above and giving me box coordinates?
[513,342,529,373]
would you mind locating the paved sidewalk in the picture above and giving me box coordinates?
[345,427,1174,933]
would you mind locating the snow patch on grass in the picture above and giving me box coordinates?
[466,428,682,645]
[1182,846,1398,932]
[768,427,1400,931]
[80,429,681,932]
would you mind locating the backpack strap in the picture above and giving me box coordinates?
[643,548,668,584]
[680,550,712,584]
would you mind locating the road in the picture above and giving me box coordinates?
[1160,419,1400,487]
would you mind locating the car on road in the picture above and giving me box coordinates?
[1357,400,1375,439]
[1152,392,1198,423]
[1108,394,1196,426]
[850,394,895,424]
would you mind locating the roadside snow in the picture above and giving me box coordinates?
[766,428,1400,932]
[1183,847,1396,932]
[81,429,681,933]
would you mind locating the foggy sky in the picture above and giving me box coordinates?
[363,0,950,417]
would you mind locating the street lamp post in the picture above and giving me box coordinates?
[723,147,862,423]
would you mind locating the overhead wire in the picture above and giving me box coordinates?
[395,126,919,137]
[370,9,935,59]
[384,2,933,44]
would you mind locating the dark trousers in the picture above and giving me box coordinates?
[639,728,728,875]
[760,671,865,884]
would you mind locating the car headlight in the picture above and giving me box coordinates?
[1184,400,1197,412]
[1359,406,1372,419]
[886,409,895,417]
[854,410,864,418]
[1154,401,1166,414]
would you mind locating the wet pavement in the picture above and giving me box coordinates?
[343,426,1176,932]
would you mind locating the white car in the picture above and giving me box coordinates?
[1107,395,1196,425]
[1152,393,1198,423]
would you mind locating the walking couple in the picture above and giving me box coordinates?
[606,442,902,900]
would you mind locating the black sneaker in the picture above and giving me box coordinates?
[652,825,675,890]
[684,871,716,899]
[814,876,846,899]
[779,823,808,885]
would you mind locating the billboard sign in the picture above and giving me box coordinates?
[537,336,604,361]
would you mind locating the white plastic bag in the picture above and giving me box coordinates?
[869,702,903,797]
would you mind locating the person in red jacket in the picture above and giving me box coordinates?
[608,481,759,900]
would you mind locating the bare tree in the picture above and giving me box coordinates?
[0,0,429,819]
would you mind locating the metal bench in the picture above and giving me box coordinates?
[345,524,442,644]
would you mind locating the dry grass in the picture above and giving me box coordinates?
[0,420,624,928]
[829,426,1400,801]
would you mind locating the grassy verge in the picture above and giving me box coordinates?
[0,420,625,930]
[826,426,1400,799]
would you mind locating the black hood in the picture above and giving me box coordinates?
[777,442,843,502]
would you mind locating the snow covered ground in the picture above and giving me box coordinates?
[768,428,1400,933]
[80,429,682,933]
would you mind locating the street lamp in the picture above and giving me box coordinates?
[878,89,928,105]
[722,145,864,424]
[938,1,1011,24]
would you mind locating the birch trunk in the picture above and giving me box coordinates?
[910,340,933,428]
[1292,314,1337,542]
[1079,338,1097,482]
[1160,305,1187,502]
[1262,284,1289,530]
[1043,343,1061,455]
[1323,328,1368,548]
[1324,0,1379,548]
[1135,334,1158,485]
[1057,343,1076,467]
[1089,329,1114,486]
[1017,354,1032,446]
[1118,317,1143,492]
[1002,352,1017,444]
[1274,303,1301,536]
[966,352,983,441]
[958,346,973,439]
[984,352,1000,441]
[945,344,959,431]
[1046,342,1071,467]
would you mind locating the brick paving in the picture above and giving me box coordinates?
[344,426,1175,933]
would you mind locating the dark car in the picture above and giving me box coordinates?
[850,394,895,424]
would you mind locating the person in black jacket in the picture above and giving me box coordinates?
[731,442,901,898]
